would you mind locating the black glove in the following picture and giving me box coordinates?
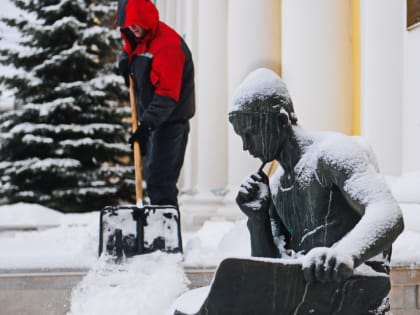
[118,52,129,87]
[129,123,151,156]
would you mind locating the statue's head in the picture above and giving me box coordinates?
[229,68,297,163]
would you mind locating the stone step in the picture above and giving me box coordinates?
[0,268,215,315]
[1,266,419,315]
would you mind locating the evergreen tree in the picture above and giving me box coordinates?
[0,0,135,212]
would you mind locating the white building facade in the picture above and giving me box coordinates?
[155,0,420,205]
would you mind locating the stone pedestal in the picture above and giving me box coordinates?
[175,258,390,315]
[389,266,420,315]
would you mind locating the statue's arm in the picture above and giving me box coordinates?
[236,170,279,258]
[247,213,280,258]
[303,157,403,283]
[322,158,404,268]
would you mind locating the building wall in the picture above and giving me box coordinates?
[157,0,420,197]
[282,0,353,135]
[360,0,420,176]
[360,0,404,176]
[402,12,420,174]
[158,0,281,194]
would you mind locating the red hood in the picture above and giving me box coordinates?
[123,0,159,35]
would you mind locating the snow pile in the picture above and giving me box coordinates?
[68,253,189,315]
[0,202,63,227]
[0,205,98,269]
[183,220,236,267]
[0,201,419,313]
[399,204,420,233]
[1,200,420,269]
[183,218,258,269]
[165,286,210,315]
[392,230,420,266]
[390,203,420,266]
[0,223,97,269]
[387,171,420,203]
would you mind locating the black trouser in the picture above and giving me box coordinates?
[143,121,189,207]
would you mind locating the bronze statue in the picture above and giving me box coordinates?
[174,68,404,315]
[227,68,404,314]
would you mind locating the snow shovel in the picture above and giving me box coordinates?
[98,76,183,261]
[129,75,144,205]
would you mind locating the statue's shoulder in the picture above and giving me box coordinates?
[295,131,380,185]
[318,132,379,171]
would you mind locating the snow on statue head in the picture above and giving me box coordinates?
[228,68,298,163]
[229,68,297,125]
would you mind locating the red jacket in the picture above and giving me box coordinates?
[117,0,195,128]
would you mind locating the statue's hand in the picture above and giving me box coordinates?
[236,170,271,221]
[302,247,354,283]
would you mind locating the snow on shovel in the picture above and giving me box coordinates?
[98,76,183,263]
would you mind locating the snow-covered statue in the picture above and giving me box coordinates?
[225,68,404,314]
[171,69,405,315]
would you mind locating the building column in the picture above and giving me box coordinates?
[155,1,232,199]
[227,0,281,187]
[176,0,199,192]
[282,0,353,134]
[402,9,420,174]
[154,0,199,192]
[360,0,403,175]
[155,0,177,27]
[193,0,229,193]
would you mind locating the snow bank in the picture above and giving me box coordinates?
[0,199,419,269]
[166,286,210,315]
[183,220,250,268]
[388,204,420,266]
[391,230,420,267]
[68,253,189,315]
[387,171,420,203]
[0,203,98,269]
[400,203,420,233]
[0,200,418,314]
[0,202,63,227]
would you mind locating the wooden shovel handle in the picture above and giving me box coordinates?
[129,76,143,203]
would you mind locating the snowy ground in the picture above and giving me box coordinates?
[0,203,251,270]
[0,172,419,314]
[68,253,190,315]
[0,202,419,270]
